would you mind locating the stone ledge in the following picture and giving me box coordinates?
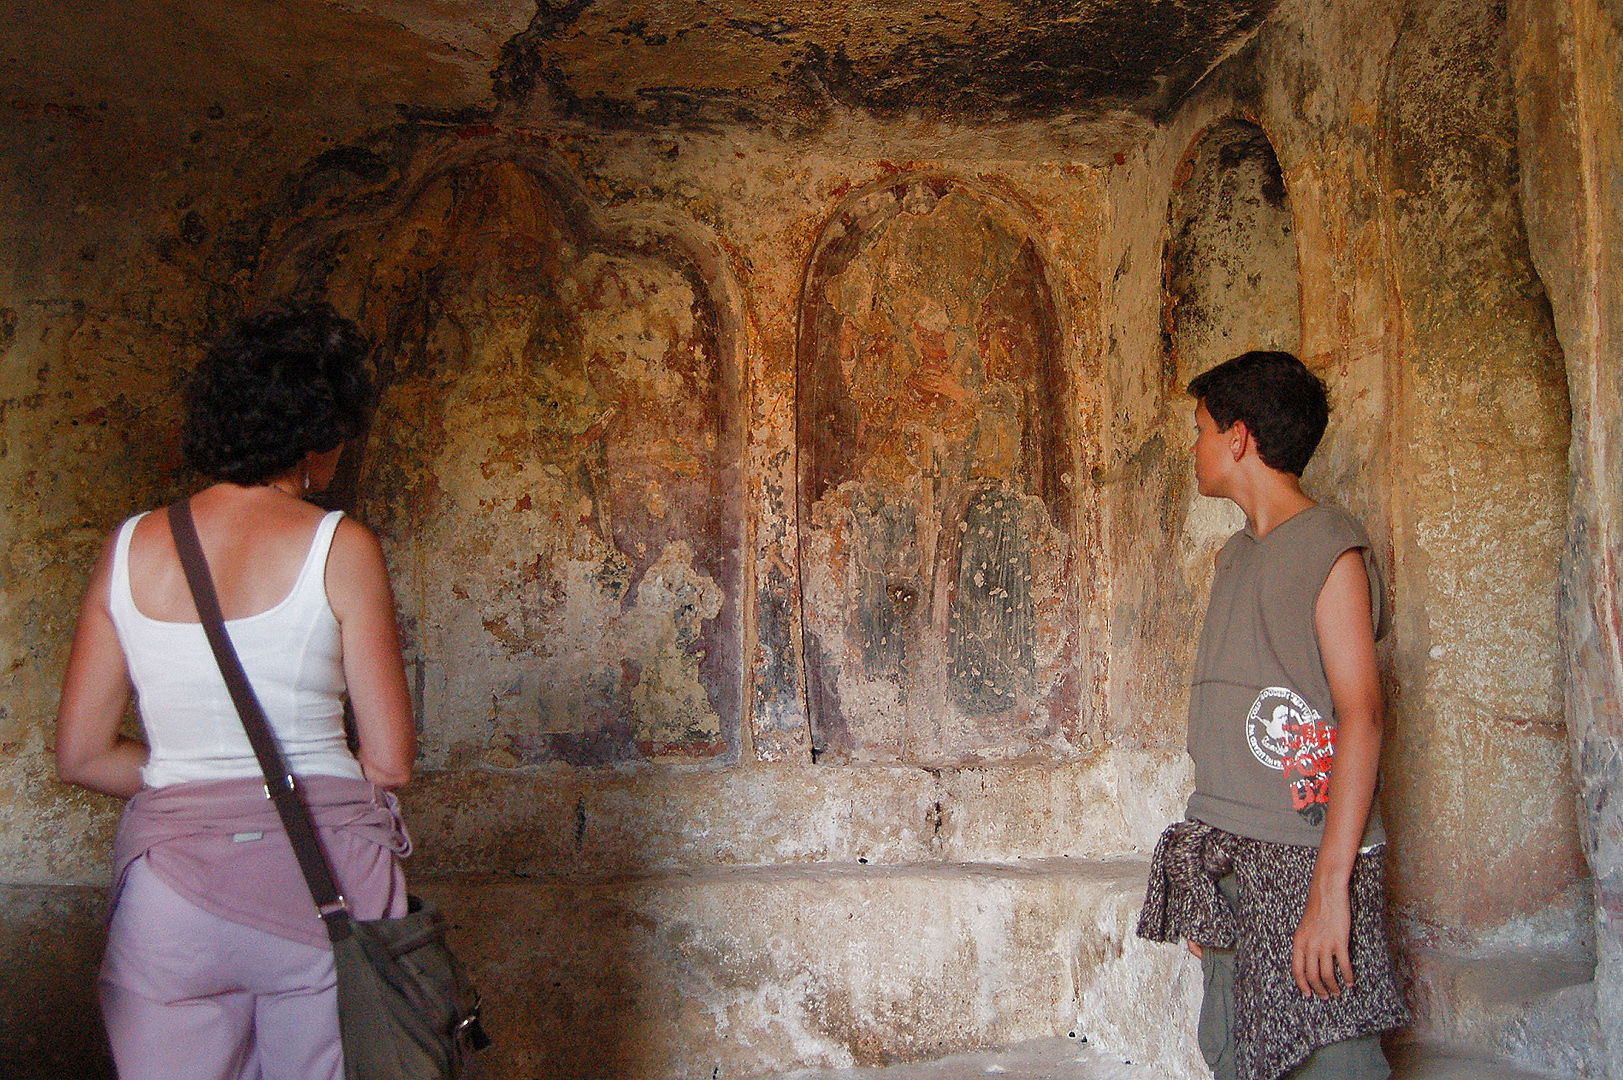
[398,760,1139,878]
[412,857,1205,1080]
[1397,949,1601,1078]
[481,855,1152,888]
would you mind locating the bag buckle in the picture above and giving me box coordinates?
[457,994,491,1051]
[318,895,349,918]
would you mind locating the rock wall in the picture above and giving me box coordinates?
[1381,0,1585,954]
[1510,0,1623,1073]
[0,0,1602,1075]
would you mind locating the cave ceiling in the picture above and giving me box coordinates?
[9,0,1279,130]
[486,0,1282,124]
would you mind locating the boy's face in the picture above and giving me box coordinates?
[1192,399,1229,497]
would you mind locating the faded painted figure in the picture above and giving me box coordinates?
[54,304,416,1080]
[280,156,741,768]
[799,177,1082,764]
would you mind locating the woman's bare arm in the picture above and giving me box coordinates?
[1292,548,1384,998]
[55,535,147,797]
[326,518,415,790]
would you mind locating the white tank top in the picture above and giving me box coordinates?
[107,509,365,788]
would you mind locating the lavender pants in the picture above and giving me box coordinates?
[99,858,342,1080]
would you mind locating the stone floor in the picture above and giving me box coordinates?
[777,1036,1156,1080]
[774,1036,1566,1080]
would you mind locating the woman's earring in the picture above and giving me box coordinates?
[302,465,311,494]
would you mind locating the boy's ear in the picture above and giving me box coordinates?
[1228,419,1251,460]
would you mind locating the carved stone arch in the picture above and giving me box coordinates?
[254,141,746,768]
[795,171,1092,766]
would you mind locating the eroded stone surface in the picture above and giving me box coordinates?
[409,859,1196,1080]
[1399,950,1603,1077]
[1509,0,1623,1074]
[1379,0,1583,950]
[0,1,1611,1076]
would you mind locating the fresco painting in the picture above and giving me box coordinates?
[797,178,1080,765]
[276,157,740,766]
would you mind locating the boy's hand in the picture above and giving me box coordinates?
[1292,881,1354,998]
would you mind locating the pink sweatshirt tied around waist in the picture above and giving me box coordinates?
[111,774,411,950]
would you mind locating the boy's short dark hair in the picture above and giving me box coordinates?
[1187,350,1328,476]
[182,301,374,485]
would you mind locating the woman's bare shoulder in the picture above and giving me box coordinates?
[325,515,394,617]
[126,506,166,547]
[329,514,385,559]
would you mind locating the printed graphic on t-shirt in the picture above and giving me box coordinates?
[1246,686,1336,826]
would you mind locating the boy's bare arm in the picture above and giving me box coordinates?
[1293,548,1383,999]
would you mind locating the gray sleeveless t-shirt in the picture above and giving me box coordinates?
[1185,504,1389,848]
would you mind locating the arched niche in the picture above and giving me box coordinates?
[796,174,1085,766]
[255,148,745,768]
[1165,120,1301,566]
[1166,118,1300,380]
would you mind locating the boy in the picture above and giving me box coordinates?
[1137,351,1407,1080]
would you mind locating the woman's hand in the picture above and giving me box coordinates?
[56,533,147,797]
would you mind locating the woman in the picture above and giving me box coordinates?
[55,302,416,1080]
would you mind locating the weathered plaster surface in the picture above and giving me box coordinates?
[1166,119,1302,380]
[797,175,1094,766]
[257,149,748,766]
[1510,0,1623,1073]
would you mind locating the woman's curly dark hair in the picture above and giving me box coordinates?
[182,301,374,485]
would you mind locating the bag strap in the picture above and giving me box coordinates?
[166,499,354,943]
